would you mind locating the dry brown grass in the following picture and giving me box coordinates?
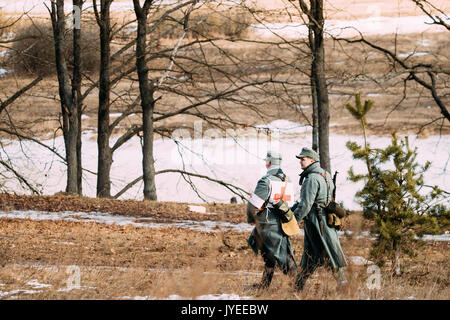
[0,194,448,300]
[0,217,448,300]
[11,19,101,76]
[0,10,12,37]
[1,3,449,141]
[1,28,448,141]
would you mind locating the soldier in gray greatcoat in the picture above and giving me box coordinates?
[246,151,298,289]
[292,147,348,291]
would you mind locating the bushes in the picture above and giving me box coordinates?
[10,6,252,76]
[189,7,252,38]
[150,7,253,40]
[11,20,100,76]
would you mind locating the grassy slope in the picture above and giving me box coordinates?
[0,193,448,299]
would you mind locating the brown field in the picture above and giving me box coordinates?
[1,30,449,141]
[0,0,449,301]
[0,194,448,300]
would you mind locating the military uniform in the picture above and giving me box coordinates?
[292,148,348,290]
[246,152,298,289]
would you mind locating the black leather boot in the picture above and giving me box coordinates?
[259,265,274,289]
[251,265,275,290]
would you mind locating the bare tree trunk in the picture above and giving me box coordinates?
[308,28,319,152]
[299,0,331,171]
[94,0,113,198]
[310,0,331,173]
[49,0,79,194]
[133,0,157,200]
[73,0,83,195]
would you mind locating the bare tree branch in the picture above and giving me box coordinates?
[113,169,250,201]
[0,76,43,115]
[0,160,40,195]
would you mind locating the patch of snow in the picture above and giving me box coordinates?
[367,93,380,97]
[398,51,430,58]
[349,256,374,266]
[296,105,311,109]
[0,289,43,297]
[256,119,312,136]
[52,241,75,246]
[341,230,377,240]
[0,209,254,233]
[0,50,11,57]
[57,285,96,292]
[26,279,52,289]
[196,293,252,300]
[251,15,447,39]
[0,68,12,77]
[188,205,207,214]
[81,115,90,120]
[417,234,450,242]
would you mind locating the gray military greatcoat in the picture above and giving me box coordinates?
[247,166,297,273]
[293,161,348,270]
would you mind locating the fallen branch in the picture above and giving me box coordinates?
[113,169,250,201]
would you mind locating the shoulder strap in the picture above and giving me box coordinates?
[309,172,330,206]
[257,178,272,213]
[279,177,289,202]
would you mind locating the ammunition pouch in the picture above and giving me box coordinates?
[324,201,346,218]
[326,212,342,230]
[314,202,344,230]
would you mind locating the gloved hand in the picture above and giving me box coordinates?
[274,200,294,223]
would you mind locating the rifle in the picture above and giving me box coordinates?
[332,171,338,201]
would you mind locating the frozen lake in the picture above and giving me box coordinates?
[251,14,448,39]
[1,119,448,212]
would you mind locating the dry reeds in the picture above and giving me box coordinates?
[0,205,448,300]
[11,19,100,76]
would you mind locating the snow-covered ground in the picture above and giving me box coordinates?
[251,14,448,39]
[0,0,238,14]
[1,119,449,212]
[1,0,447,39]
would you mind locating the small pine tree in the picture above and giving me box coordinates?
[345,94,447,276]
[345,92,373,149]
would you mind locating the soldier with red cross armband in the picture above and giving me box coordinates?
[246,151,299,290]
